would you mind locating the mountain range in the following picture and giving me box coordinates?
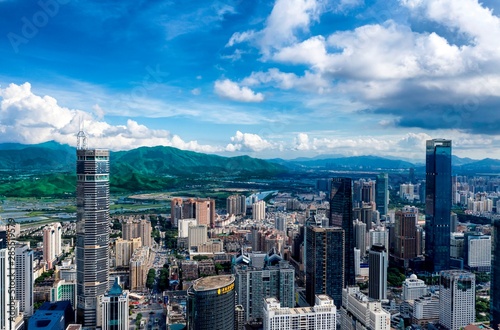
[0,141,499,197]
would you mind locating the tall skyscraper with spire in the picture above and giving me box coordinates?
[75,130,110,327]
[424,139,452,273]
[329,177,355,287]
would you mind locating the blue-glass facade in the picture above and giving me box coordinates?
[375,173,388,216]
[329,177,355,287]
[424,139,452,273]
[305,226,345,307]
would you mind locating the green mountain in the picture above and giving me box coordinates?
[0,142,286,197]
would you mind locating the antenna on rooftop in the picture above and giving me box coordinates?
[77,117,88,150]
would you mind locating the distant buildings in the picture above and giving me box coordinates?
[226,194,246,216]
[187,275,235,330]
[375,173,388,216]
[263,295,336,330]
[394,208,418,265]
[115,238,142,268]
[252,200,266,221]
[171,198,216,228]
[122,217,152,247]
[15,244,34,316]
[425,139,452,273]
[491,218,500,329]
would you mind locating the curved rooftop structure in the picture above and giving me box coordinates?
[191,275,235,292]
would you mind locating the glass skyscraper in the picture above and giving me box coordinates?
[375,173,388,216]
[76,147,110,327]
[329,177,355,287]
[305,226,345,307]
[424,139,452,273]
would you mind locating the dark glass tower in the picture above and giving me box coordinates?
[305,226,344,307]
[375,173,388,216]
[76,147,110,327]
[424,139,451,273]
[491,219,500,329]
[330,177,355,287]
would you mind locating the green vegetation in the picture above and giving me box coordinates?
[193,255,209,261]
[146,269,156,289]
[35,269,54,285]
[158,268,168,292]
[387,267,406,287]
[164,229,178,249]
[476,297,490,322]
[475,272,491,284]
[17,234,43,247]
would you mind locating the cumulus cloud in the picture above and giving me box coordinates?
[214,79,264,102]
[294,133,310,150]
[242,68,330,93]
[225,131,273,152]
[0,82,222,152]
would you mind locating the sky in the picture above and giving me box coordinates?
[1,0,500,161]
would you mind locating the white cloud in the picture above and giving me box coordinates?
[294,133,310,150]
[0,82,222,153]
[214,79,264,102]
[226,30,255,47]
[242,68,330,93]
[225,131,273,152]
[191,88,201,95]
[92,104,105,120]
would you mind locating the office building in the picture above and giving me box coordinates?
[375,173,388,216]
[187,275,235,330]
[353,219,367,257]
[369,226,389,250]
[439,270,475,330]
[425,139,452,273]
[275,214,287,232]
[233,251,294,321]
[226,194,246,216]
[76,141,110,327]
[28,301,74,330]
[394,209,417,265]
[178,219,197,239]
[263,295,336,330]
[15,244,34,316]
[101,279,129,330]
[464,232,491,272]
[450,232,465,259]
[330,177,355,287]
[252,200,266,221]
[340,286,391,330]
[51,280,77,314]
[491,218,500,329]
[412,295,440,327]
[402,274,428,301]
[188,225,208,249]
[368,244,388,301]
[305,225,344,307]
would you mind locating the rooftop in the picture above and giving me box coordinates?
[191,275,234,292]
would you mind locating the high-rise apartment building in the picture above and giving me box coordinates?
[43,223,61,269]
[122,218,152,247]
[15,244,33,316]
[375,173,388,216]
[171,198,216,228]
[263,295,336,330]
[252,200,266,221]
[234,253,294,321]
[115,238,142,268]
[226,195,246,216]
[425,139,452,273]
[330,177,355,288]
[491,218,500,329]
[353,219,367,257]
[305,225,345,307]
[101,279,129,330]
[439,270,475,330]
[76,144,110,327]
[368,244,388,301]
[394,209,417,265]
[464,232,491,272]
[187,275,235,330]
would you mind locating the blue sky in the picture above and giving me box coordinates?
[1,0,500,160]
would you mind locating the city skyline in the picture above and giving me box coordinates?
[1,0,500,160]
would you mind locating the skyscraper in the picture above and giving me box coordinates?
[492,219,500,330]
[101,279,129,330]
[368,244,388,301]
[425,139,452,273]
[305,225,345,307]
[375,173,388,217]
[330,177,355,287]
[394,208,418,266]
[76,132,110,327]
[439,270,475,330]
[15,244,34,316]
[187,275,235,330]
